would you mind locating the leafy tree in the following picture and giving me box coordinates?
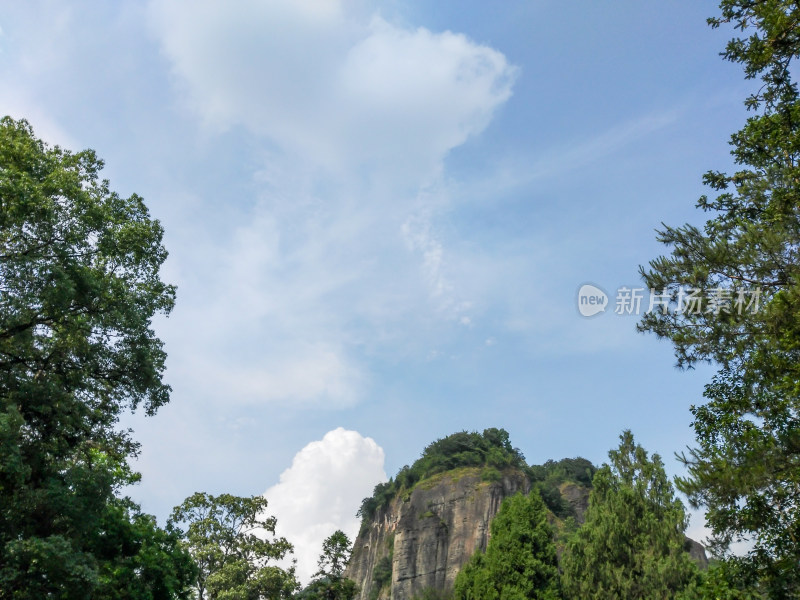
[530,457,597,488]
[0,117,192,597]
[560,431,698,600]
[298,530,358,600]
[678,561,764,600]
[453,490,561,600]
[638,1,800,594]
[93,499,197,599]
[316,530,352,581]
[169,492,297,600]
[0,496,195,600]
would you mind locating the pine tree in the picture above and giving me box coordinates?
[638,2,800,594]
[453,489,560,600]
[560,431,698,600]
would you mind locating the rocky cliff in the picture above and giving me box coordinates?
[347,468,708,600]
[345,429,709,599]
[345,467,529,600]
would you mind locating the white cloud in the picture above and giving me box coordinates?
[148,0,516,181]
[140,0,519,409]
[402,210,451,299]
[174,345,364,409]
[263,428,387,584]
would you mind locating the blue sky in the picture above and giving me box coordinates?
[2,0,750,581]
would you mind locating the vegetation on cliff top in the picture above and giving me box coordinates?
[356,428,596,523]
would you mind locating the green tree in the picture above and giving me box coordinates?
[638,1,800,594]
[453,489,560,600]
[560,431,698,600]
[93,499,197,599]
[0,117,192,597]
[169,492,297,600]
[679,561,764,600]
[298,530,358,600]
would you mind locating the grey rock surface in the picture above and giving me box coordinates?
[345,468,528,600]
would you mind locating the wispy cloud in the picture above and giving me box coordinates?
[449,108,684,205]
[145,0,519,407]
[527,110,681,181]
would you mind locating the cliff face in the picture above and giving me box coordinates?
[347,470,710,600]
[560,482,590,523]
[685,538,709,570]
[345,467,529,600]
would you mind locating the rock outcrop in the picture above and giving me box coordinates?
[685,537,710,570]
[347,467,709,600]
[560,482,590,523]
[345,467,529,600]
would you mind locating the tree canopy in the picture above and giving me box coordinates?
[639,1,800,594]
[169,492,297,600]
[453,490,561,600]
[297,530,358,600]
[560,431,698,600]
[0,117,191,597]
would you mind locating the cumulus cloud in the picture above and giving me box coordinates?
[148,0,517,180]
[263,428,387,584]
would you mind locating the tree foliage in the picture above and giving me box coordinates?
[638,2,800,594]
[169,492,297,600]
[316,530,352,581]
[298,530,358,600]
[0,117,192,597]
[452,490,561,600]
[679,561,765,600]
[560,431,698,600]
[527,457,597,519]
[527,457,596,488]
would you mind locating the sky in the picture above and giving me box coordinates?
[1,0,753,583]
